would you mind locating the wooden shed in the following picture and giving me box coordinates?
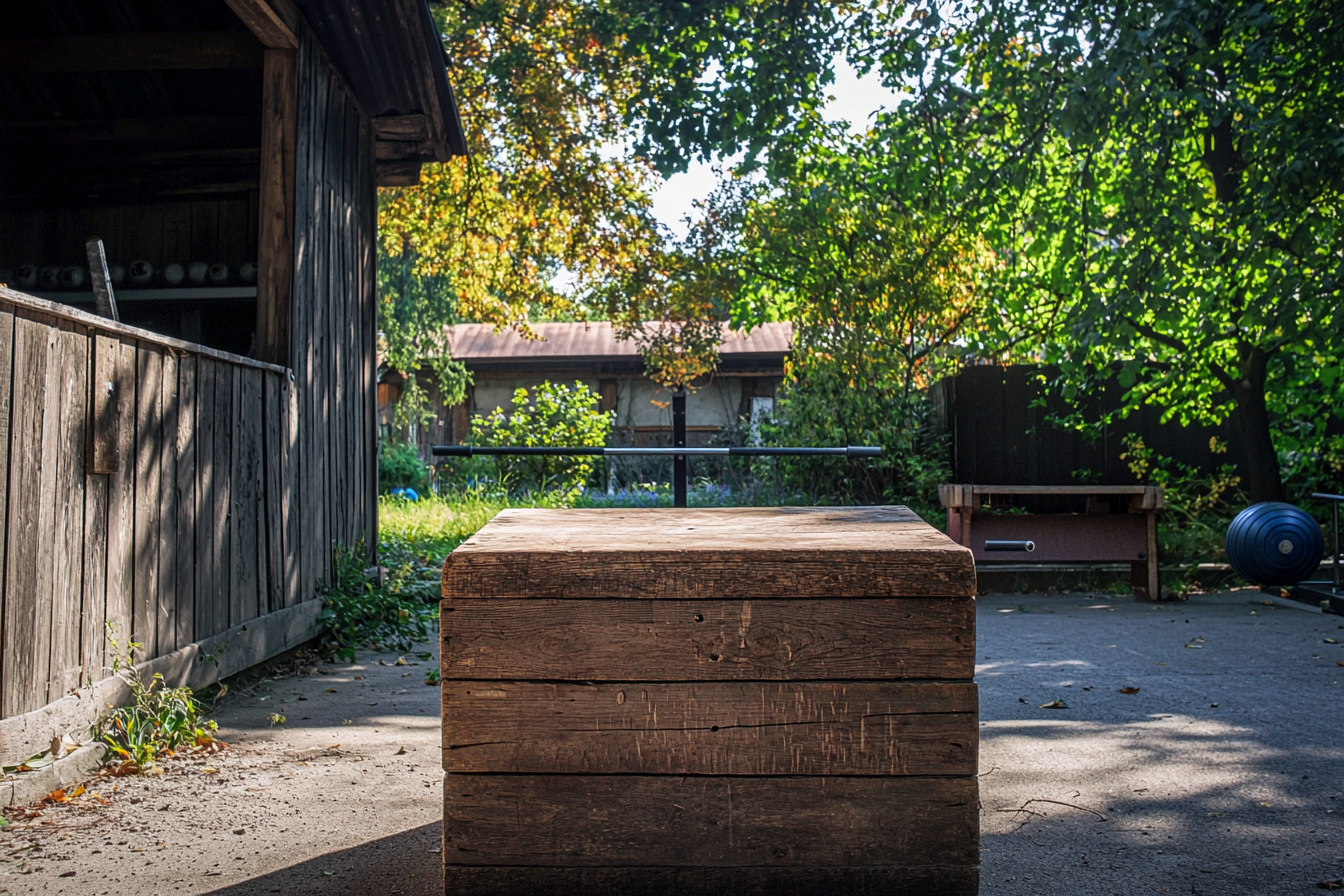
[0,0,464,771]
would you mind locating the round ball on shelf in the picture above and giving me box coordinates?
[161,262,185,286]
[187,261,209,285]
[16,265,38,289]
[39,265,62,290]
[1225,502,1324,586]
[238,262,258,284]
[59,266,86,290]
[208,263,229,285]
[129,260,154,286]
[108,263,126,286]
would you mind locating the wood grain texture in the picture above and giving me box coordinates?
[442,865,978,896]
[214,365,234,631]
[256,47,296,367]
[175,356,198,648]
[49,326,89,699]
[194,360,219,640]
[442,599,974,682]
[263,373,283,612]
[104,340,137,662]
[3,317,57,714]
[442,681,976,776]
[89,334,120,473]
[444,776,977,867]
[442,508,975,600]
[133,347,164,658]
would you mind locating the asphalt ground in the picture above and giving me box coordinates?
[0,590,1339,895]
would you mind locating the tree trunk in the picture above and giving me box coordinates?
[1227,346,1283,504]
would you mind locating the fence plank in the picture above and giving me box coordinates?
[90,335,120,473]
[133,347,164,659]
[233,367,263,621]
[214,364,234,633]
[157,351,180,654]
[283,377,300,606]
[104,340,137,668]
[263,373,283,612]
[50,326,89,700]
[3,317,57,716]
[0,311,12,705]
[225,365,244,623]
[175,355,198,647]
[194,360,218,639]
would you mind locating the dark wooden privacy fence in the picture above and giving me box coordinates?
[0,286,317,719]
[932,364,1250,491]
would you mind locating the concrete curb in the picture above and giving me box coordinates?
[0,598,324,781]
[0,743,108,808]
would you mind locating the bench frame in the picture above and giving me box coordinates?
[940,484,1165,599]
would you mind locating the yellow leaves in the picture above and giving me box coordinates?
[42,784,84,804]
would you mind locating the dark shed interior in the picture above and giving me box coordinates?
[1,0,268,354]
[0,0,464,357]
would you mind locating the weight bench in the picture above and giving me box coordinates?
[939,484,1165,600]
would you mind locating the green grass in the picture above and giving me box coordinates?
[318,492,518,660]
[378,492,512,565]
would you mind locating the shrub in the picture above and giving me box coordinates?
[379,439,430,493]
[469,381,612,499]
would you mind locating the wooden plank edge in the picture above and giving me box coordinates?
[441,864,979,896]
[0,596,323,768]
[0,286,289,377]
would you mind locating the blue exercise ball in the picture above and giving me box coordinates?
[1225,502,1324,586]
[389,487,419,501]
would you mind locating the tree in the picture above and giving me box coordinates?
[377,2,896,400]
[713,126,994,503]
[867,0,1344,502]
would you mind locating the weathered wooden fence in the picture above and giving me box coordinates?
[931,364,1251,488]
[0,286,304,719]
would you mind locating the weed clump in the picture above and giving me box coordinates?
[96,625,221,774]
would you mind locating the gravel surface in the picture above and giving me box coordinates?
[0,590,1339,895]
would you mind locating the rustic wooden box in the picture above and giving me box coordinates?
[440,506,979,896]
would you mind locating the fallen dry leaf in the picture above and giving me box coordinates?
[325,688,337,693]
[1324,638,1338,644]
[326,743,340,750]
[200,767,218,775]
[1039,699,1069,709]
[1317,878,1343,890]
[1118,687,1141,695]
[394,746,406,756]
[1184,643,1203,649]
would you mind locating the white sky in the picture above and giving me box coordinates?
[650,59,902,239]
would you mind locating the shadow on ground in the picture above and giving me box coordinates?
[201,822,441,896]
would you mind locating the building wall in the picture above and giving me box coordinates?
[289,22,378,588]
[381,369,784,462]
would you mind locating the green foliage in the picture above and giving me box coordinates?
[319,496,514,662]
[762,387,950,518]
[378,440,430,494]
[470,381,613,499]
[318,541,438,663]
[97,625,217,772]
[864,0,1344,501]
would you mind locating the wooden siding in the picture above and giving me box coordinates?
[0,288,291,716]
[0,22,377,721]
[290,21,377,593]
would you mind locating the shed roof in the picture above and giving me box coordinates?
[294,0,468,162]
[445,321,793,364]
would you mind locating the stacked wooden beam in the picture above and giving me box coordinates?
[440,506,980,896]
